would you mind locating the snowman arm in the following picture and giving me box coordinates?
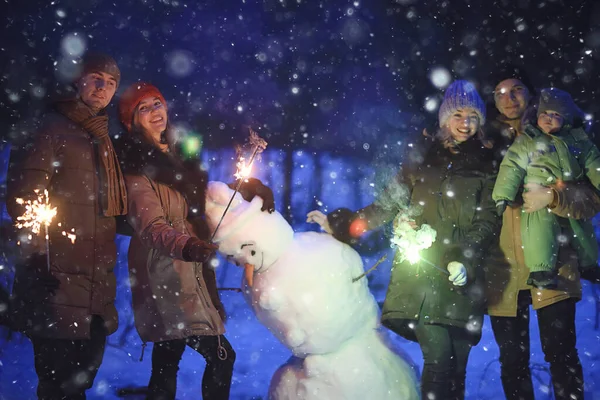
[125,174,192,261]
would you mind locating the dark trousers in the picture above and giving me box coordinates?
[31,315,108,400]
[414,323,473,400]
[147,335,236,400]
[490,291,583,400]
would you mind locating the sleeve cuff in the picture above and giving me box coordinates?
[548,187,559,209]
[327,208,357,244]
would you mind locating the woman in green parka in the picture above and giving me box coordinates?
[307,80,500,400]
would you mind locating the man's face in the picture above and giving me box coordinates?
[76,71,117,111]
[494,78,531,120]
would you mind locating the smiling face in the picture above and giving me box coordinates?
[446,108,480,143]
[133,96,168,151]
[494,78,531,120]
[537,109,565,134]
[76,71,117,111]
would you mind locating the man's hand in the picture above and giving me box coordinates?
[495,200,508,216]
[182,238,219,263]
[306,210,333,234]
[523,183,553,213]
[27,253,60,296]
[447,261,467,286]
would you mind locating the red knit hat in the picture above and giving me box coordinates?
[118,82,167,132]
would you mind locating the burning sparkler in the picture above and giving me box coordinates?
[391,217,448,275]
[15,189,77,271]
[352,216,445,282]
[15,189,56,271]
[210,128,268,242]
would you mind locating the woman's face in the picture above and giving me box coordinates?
[133,96,168,150]
[446,108,480,143]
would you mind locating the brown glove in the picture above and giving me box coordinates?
[230,178,275,213]
[182,237,218,263]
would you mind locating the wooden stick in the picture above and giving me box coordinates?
[352,254,388,282]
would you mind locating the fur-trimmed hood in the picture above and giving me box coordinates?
[116,136,208,217]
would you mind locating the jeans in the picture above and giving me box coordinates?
[31,315,107,400]
[147,335,236,400]
[414,323,473,400]
[490,290,583,400]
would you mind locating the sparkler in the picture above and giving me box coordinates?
[210,128,268,242]
[391,218,448,275]
[352,217,446,282]
[15,189,77,271]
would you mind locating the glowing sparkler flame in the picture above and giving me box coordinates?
[15,190,77,244]
[404,245,422,264]
[234,157,253,180]
[233,128,267,181]
[391,217,436,265]
[210,128,268,242]
[15,189,57,236]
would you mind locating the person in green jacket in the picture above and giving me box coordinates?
[492,88,600,289]
[307,80,500,400]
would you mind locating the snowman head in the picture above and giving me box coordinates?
[205,181,294,276]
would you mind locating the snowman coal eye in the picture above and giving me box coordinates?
[251,250,256,256]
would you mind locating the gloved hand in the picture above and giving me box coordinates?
[495,200,508,217]
[182,237,219,263]
[447,261,467,286]
[27,253,60,296]
[522,183,554,213]
[232,178,275,213]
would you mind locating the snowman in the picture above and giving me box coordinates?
[205,181,419,400]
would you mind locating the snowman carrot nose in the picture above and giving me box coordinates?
[244,263,255,287]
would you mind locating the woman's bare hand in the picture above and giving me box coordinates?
[306,210,333,234]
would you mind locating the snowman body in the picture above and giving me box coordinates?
[205,182,419,400]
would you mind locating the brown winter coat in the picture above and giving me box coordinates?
[7,110,120,339]
[484,117,600,316]
[122,144,224,343]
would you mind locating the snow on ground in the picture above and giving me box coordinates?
[2,246,600,399]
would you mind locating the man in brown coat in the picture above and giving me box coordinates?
[6,52,127,399]
[484,66,600,400]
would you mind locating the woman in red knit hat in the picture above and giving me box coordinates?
[117,82,275,400]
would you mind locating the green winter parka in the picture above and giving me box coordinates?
[493,124,600,201]
[330,136,500,344]
[492,124,600,268]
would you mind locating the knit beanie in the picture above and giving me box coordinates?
[118,82,167,132]
[438,80,486,127]
[205,181,294,270]
[79,52,121,87]
[537,88,582,125]
[489,63,535,94]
